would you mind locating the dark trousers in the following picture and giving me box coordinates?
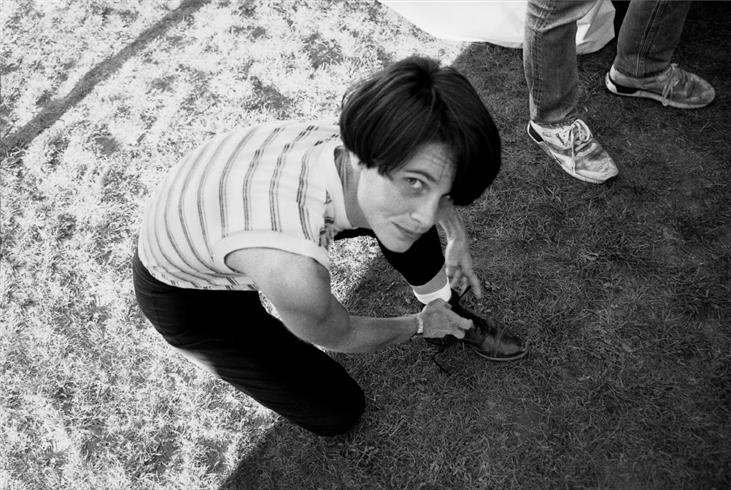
[132,227,443,436]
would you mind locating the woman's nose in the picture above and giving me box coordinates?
[409,196,441,228]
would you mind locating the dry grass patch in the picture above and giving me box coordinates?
[2,1,730,489]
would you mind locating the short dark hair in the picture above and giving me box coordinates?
[339,56,501,206]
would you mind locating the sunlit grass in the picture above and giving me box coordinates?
[2,0,730,488]
[1,1,467,488]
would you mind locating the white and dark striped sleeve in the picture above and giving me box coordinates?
[210,125,333,273]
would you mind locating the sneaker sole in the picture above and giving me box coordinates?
[604,72,711,110]
[526,123,612,185]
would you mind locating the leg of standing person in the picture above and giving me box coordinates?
[524,0,592,125]
[523,0,618,184]
[605,0,714,109]
[614,0,691,78]
[132,250,365,437]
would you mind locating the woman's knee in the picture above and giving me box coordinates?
[303,387,366,437]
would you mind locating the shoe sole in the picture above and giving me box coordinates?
[605,72,711,110]
[467,344,528,362]
[427,337,528,361]
[526,123,612,185]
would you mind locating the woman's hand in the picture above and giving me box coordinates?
[444,235,483,299]
[418,299,473,339]
[438,201,483,299]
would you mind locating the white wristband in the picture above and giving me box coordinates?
[411,314,424,339]
[413,280,452,305]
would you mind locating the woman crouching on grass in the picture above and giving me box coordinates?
[132,56,526,437]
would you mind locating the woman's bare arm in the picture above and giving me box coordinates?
[226,248,472,353]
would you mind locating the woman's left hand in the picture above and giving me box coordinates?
[444,236,483,299]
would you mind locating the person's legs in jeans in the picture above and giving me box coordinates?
[613,0,691,78]
[523,0,618,183]
[524,0,596,125]
[132,252,365,437]
[605,1,713,109]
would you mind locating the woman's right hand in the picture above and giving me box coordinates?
[418,299,473,339]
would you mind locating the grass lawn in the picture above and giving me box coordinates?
[1,0,729,488]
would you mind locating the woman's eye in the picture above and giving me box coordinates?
[405,178,424,190]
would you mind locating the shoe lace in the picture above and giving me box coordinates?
[566,119,592,172]
[429,287,513,374]
[457,285,472,302]
[456,286,505,342]
[660,63,686,105]
[429,286,477,376]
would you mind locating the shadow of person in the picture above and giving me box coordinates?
[1,0,209,160]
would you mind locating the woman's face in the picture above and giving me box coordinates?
[358,142,455,252]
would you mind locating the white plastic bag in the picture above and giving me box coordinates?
[380,0,615,54]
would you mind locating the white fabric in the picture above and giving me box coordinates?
[413,279,452,304]
[380,0,615,54]
[138,121,350,291]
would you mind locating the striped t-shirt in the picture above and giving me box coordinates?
[138,121,357,291]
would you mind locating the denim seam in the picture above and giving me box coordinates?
[636,2,663,77]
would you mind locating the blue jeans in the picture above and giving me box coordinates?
[524,0,691,125]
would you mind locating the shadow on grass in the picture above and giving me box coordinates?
[1,0,210,160]
[221,3,731,487]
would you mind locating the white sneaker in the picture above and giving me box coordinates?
[527,119,618,184]
[605,64,715,109]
